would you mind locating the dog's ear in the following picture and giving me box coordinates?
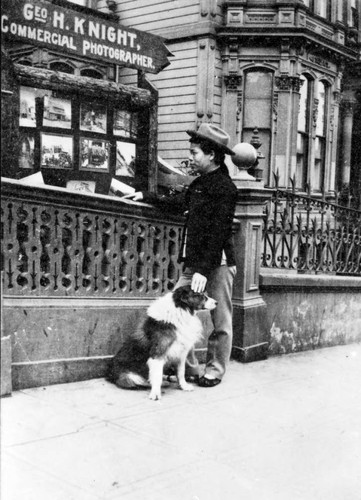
[172,286,193,308]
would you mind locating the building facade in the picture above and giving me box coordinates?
[107,0,361,203]
[3,0,360,200]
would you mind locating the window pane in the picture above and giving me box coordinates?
[313,82,327,192]
[296,133,307,189]
[244,101,271,128]
[316,82,326,136]
[317,0,330,19]
[298,75,308,133]
[244,71,272,128]
[318,0,326,17]
[296,75,311,190]
[312,138,325,191]
[245,72,273,98]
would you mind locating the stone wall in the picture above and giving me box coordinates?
[260,272,361,355]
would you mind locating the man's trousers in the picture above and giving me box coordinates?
[174,265,236,379]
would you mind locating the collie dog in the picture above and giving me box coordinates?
[109,286,217,400]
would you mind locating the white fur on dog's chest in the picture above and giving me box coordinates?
[147,293,203,359]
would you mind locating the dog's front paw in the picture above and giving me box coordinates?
[179,382,194,392]
[149,390,162,401]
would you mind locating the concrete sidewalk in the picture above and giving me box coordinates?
[1,344,361,500]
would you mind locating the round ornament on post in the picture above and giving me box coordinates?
[231,142,257,181]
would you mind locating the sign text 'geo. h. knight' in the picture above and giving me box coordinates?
[1,0,172,74]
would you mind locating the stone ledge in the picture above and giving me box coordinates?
[260,271,361,292]
[232,342,268,363]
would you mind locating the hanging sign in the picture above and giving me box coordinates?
[1,0,172,73]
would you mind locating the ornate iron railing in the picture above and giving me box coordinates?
[262,176,361,275]
[2,175,361,303]
[1,180,184,297]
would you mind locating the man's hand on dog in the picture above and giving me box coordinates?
[191,272,207,293]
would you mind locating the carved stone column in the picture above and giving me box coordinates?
[221,38,241,149]
[341,98,356,185]
[196,37,216,127]
[326,90,341,193]
[231,169,272,362]
[223,74,242,152]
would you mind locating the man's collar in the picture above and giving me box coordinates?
[200,166,220,176]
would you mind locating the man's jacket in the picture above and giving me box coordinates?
[143,167,238,277]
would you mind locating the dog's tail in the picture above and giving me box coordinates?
[114,372,150,390]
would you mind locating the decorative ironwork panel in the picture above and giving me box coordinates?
[262,176,361,275]
[1,197,183,297]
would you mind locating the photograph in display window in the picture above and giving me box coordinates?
[19,132,35,169]
[43,94,71,129]
[19,86,36,127]
[116,141,136,177]
[41,134,73,169]
[80,138,110,171]
[80,102,107,134]
[113,109,138,139]
[66,180,96,194]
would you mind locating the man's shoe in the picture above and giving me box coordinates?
[198,376,221,388]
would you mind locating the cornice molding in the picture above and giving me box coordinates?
[217,29,359,62]
[153,21,220,42]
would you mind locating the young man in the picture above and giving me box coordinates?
[124,123,238,387]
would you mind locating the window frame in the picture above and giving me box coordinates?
[296,75,331,193]
[296,75,313,191]
[312,80,329,192]
[242,68,274,185]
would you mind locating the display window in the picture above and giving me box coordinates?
[18,85,139,193]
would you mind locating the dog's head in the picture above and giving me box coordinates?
[172,286,217,313]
